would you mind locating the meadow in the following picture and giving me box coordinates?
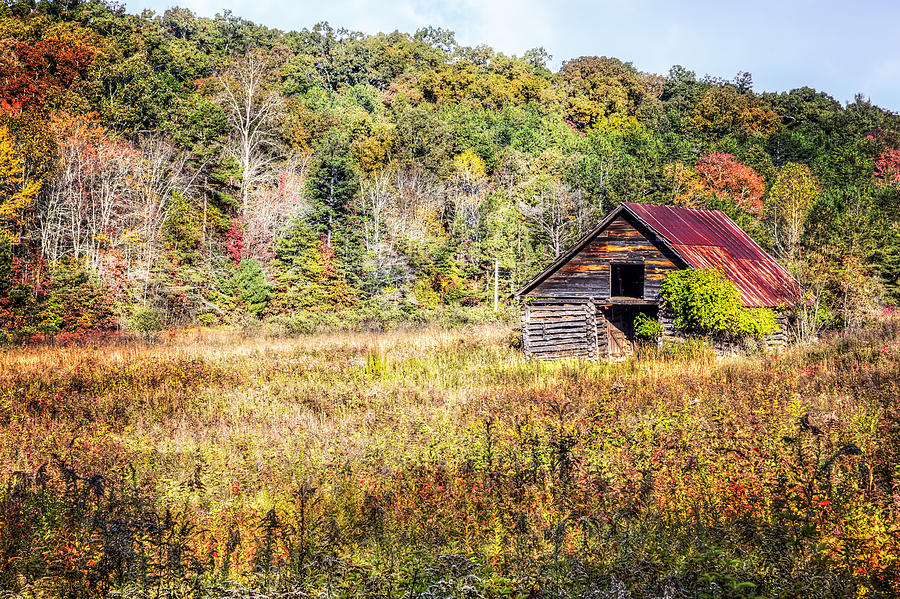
[1,319,899,598]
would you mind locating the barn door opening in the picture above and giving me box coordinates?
[602,306,658,360]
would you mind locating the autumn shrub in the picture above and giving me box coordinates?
[126,306,162,336]
[45,260,117,334]
[0,249,123,344]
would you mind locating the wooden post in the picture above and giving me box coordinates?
[493,258,499,312]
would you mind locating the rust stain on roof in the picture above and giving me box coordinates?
[623,202,801,307]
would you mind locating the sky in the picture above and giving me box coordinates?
[124,0,900,111]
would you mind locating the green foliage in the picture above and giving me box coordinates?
[127,306,163,334]
[307,128,359,233]
[661,268,778,338]
[0,0,895,337]
[228,259,272,316]
[163,192,204,264]
[633,311,662,339]
[271,214,357,310]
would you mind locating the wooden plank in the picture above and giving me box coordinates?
[527,322,588,331]
[528,340,590,349]
[528,310,590,317]
[529,349,592,358]
[526,331,589,341]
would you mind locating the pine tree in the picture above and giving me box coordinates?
[228,259,272,316]
[307,129,359,244]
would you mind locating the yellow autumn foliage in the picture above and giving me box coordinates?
[0,126,42,245]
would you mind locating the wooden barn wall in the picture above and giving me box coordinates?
[522,300,599,360]
[659,305,793,353]
[766,312,791,349]
[527,213,683,301]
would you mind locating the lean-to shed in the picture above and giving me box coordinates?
[515,202,802,360]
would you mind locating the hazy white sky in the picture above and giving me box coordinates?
[125,0,900,111]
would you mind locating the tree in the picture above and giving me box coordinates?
[227,258,272,316]
[243,151,312,263]
[307,128,358,244]
[0,126,41,246]
[359,169,393,265]
[662,162,708,208]
[558,56,651,128]
[217,51,283,213]
[271,213,356,310]
[874,148,900,185]
[519,178,592,258]
[40,116,139,268]
[766,162,819,267]
[40,116,188,302]
[695,153,766,214]
[450,148,490,230]
[688,86,778,142]
[0,18,98,110]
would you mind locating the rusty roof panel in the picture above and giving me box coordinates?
[623,202,801,307]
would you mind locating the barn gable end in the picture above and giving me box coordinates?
[526,211,685,302]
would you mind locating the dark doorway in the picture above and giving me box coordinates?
[610,263,644,298]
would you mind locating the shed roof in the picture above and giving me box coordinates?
[517,202,802,307]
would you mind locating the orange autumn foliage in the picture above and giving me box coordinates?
[695,152,766,215]
[0,17,99,110]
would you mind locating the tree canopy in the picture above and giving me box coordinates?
[0,1,897,338]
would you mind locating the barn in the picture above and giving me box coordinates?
[515,202,802,360]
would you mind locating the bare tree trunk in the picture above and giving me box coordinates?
[217,52,282,215]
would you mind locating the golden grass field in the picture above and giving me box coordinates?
[2,320,899,598]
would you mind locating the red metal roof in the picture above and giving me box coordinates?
[622,202,801,307]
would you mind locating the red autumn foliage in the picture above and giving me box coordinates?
[0,36,98,109]
[695,153,766,215]
[874,148,900,185]
[225,219,245,264]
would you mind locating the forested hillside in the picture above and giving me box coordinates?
[1,0,898,340]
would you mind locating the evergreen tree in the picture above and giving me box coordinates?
[228,259,272,316]
[307,128,359,243]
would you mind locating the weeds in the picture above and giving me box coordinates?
[1,321,899,597]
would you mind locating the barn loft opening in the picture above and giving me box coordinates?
[611,263,644,298]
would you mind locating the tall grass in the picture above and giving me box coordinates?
[2,320,899,597]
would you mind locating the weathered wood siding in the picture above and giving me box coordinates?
[659,303,685,343]
[522,300,598,360]
[528,213,683,301]
[595,303,608,358]
[660,304,792,353]
[766,312,791,349]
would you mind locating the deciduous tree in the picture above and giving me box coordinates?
[766,162,819,268]
[217,51,283,213]
[695,153,766,214]
[0,126,41,246]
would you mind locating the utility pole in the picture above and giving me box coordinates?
[493,258,499,312]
